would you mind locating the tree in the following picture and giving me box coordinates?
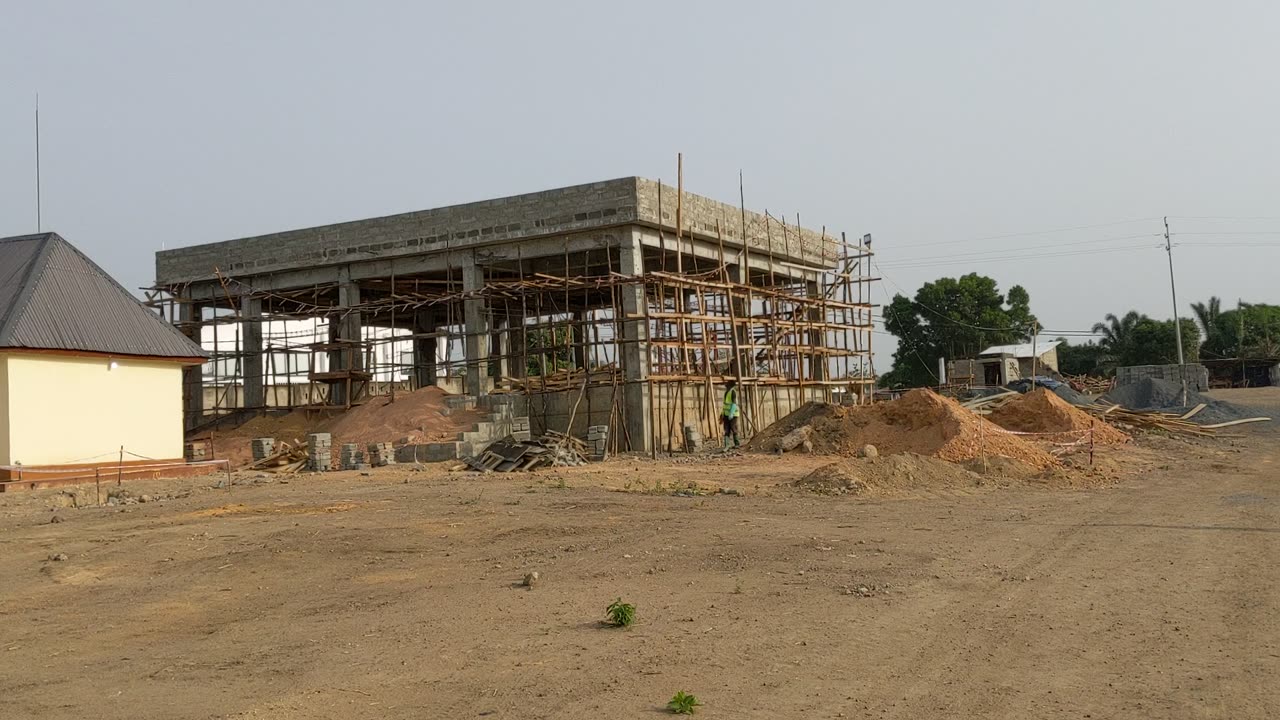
[1125,317,1199,365]
[1091,311,1144,359]
[880,273,1037,387]
[1092,310,1199,367]
[1056,338,1107,376]
[1203,303,1280,359]
[1190,296,1222,350]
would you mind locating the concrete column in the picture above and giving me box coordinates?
[461,255,489,396]
[179,300,204,430]
[412,309,437,389]
[618,227,650,453]
[240,296,264,409]
[328,271,362,406]
[510,315,527,379]
[495,317,512,380]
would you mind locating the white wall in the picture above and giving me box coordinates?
[2,352,186,465]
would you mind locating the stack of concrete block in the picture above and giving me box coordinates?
[367,442,395,467]
[184,442,207,463]
[1115,363,1210,392]
[442,395,477,416]
[511,416,532,442]
[683,424,703,452]
[585,425,608,461]
[340,443,368,471]
[307,433,332,471]
[251,437,276,461]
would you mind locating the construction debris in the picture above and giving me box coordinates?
[245,440,308,474]
[461,431,589,473]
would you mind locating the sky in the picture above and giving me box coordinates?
[3,1,1279,371]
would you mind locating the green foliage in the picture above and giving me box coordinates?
[605,599,635,628]
[880,274,1037,387]
[667,691,701,714]
[1092,312,1199,367]
[1190,297,1223,350]
[1056,338,1108,376]
[1202,303,1280,359]
[525,326,573,376]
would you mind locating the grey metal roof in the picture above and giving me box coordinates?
[0,233,207,360]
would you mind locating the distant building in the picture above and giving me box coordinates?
[0,233,206,485]
[949,341,1061,387]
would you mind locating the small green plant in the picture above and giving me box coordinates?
[667,691,701,714]
[605,598,635,628]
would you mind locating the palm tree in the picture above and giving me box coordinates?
[1091,311,1144,356]
[1190,297,1222,345]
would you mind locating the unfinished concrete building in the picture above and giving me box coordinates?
[152,177,875,454]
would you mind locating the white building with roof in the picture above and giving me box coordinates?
[0,233,206,484]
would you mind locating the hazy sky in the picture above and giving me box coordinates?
[3,1,1278,369]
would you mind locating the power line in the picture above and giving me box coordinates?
[879,243,1157,270]
[879,232,1161,266]
[891,217,1161,250]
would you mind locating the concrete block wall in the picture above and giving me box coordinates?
[522,386,617,441]
[652,383,827,452]
[634,179,839,267]
[1115,363,1210,392]
[156,178,841,285]
[156,179,642,284]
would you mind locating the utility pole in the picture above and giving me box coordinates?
[1164,217,1187,405]
[35,93,42,232]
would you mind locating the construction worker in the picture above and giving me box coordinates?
[721,379,741,449]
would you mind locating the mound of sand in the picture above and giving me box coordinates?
[989,389,1130,445]
[795,453,983,495]
[754,389,1057,469]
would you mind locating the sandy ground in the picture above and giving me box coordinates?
[1,392,1278,719]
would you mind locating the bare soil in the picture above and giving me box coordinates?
[1,399,1278,718]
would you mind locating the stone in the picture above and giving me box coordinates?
[49,515,63,524]
[858,444,879,459]
[139,495,153,503]
[49,553,68,562]
[522,571,540,589]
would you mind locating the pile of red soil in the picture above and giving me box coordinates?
[324,387,482,448]
[988,389,1130,445]
[752,389,1058,469]
[198,387,483,468]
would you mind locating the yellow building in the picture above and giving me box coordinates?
[0,233,206,486]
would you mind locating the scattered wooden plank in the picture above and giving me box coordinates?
[1179,404,1208,420]
[1200,417,1272,429]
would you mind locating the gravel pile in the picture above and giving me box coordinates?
[1101,378,1253,425]
[1051,385,1091,406]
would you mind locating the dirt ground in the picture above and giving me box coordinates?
[1,390,1278,719]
